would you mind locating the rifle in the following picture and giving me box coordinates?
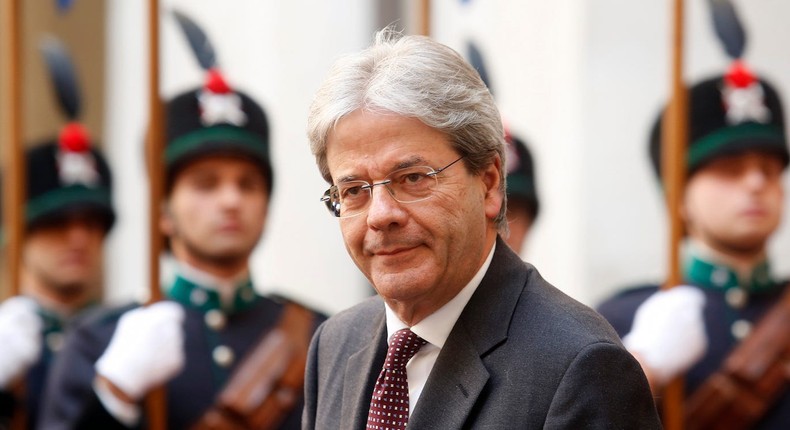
[660,0,688,428]
[2,0,25,301]
[2,1,28,429]
[144,0,167,428]
[417,0,431,37]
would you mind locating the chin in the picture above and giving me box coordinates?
[371,268,434,300]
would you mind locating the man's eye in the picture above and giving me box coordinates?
[403,172,426,184]
[342,185,364,198]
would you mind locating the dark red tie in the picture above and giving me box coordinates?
[366,328,427,430]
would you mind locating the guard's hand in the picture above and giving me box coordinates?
[95,301,185,401]
[623,285,707,387]
[0,297,43,389]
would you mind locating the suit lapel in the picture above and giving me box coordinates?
[408,238,527,429]
[340,310,388,430]
[408,327,490,429]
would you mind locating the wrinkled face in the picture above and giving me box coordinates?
[162,156,268,267]
[325,110,502,321]
[684,151,784,255]
[23,214,106,297]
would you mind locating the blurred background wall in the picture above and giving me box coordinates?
[4,0,790,315]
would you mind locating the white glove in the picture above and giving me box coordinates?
[623,285,707,386]
[0,297,43,389]
[95,301,185,401]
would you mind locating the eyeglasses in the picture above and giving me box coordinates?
[320,156,466,218]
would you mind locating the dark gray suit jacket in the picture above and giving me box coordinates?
[303,238,661,429]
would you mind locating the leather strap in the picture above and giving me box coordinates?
[192,302,315,430]
[685,287,790,430]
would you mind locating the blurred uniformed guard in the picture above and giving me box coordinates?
[40,66,326,429]
[597,61,790,429]
[503,133,539,253]
[0,35,117,430]
[0,134,116,430]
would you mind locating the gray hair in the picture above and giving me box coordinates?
[307,28,508,233]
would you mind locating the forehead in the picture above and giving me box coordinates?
[175,155,265,179]
[699,150,786,170]
[325,110,456,179]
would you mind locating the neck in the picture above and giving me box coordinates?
[170,244,250,280]
[21,271,94,316]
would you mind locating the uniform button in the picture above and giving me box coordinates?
[725,288,747,309]
[711,267,729,287]
[46,332,64,352]
[190,289,208,306]
[213,345,235,367]
[731,319,752,340]
[205,310,226,331]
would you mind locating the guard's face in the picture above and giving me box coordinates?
[505,198,533,254]
[325,110,502,324]
[163,156,268,267]
[684,151,784,254]
[23,215,105,297]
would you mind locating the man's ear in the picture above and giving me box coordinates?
[482,154,504,220]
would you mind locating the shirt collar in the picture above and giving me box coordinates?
[385,241,496,348]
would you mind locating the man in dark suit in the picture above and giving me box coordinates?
[39,73,324,429]
[302,29,660,429]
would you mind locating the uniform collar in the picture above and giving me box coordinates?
[166,266,259,314]
[36,305,66,334]
[30,296,97,333]
[684,247,778,294]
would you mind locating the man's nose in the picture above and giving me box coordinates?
[742,165,769,189]
[365,182,405,227]
[218,183,244,206]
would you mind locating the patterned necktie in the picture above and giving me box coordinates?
[366,328,427,430]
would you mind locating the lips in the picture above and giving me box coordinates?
[217,220,243,232]
[740,206,768,217]
[60,254,88,267]
[376,247,412,256]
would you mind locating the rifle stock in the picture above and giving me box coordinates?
[661,0,688,428]
[2,0,25,300]
[2,1,28,428]
[145,0,167,428]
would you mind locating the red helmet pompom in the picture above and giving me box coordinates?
[725,60,756,89]
[59,122,91,152]
[204,68,232,94]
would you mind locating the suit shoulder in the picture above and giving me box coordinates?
[321,295,382,330]
[517,271,628,348]
[312,295,383,346]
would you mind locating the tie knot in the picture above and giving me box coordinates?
[384,328,427,370]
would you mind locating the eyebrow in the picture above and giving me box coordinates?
[335,155,428,183]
